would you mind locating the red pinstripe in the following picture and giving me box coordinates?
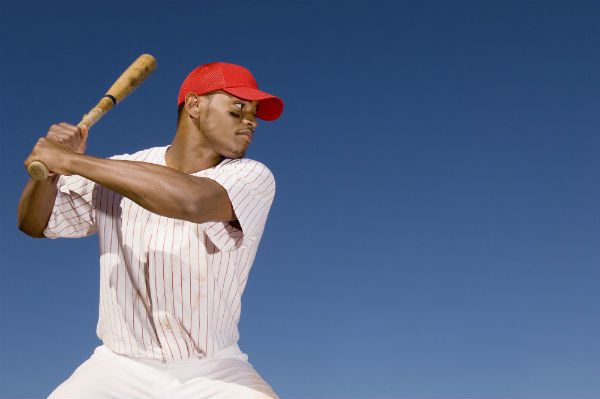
[153,230,175,361]
[113,194,125,351]
[44,147,275,362]
[135,208,150,356]
[163,217,185,359]
[223,248,253,334]
[209,247,221,354]
[187,223,192,342]
[200,232,205,350]
[135,149,158,358]
[127,201,141,353]
[215,251,231,347]
[97,185,109,344]
[181,222,186,331]
[107,190,122,354]
[53,202,94,221]
[170,220,190,357]
[121,198,136,352]
[204,233,210,353]
[118,196,136,351]
[144,215,163,360]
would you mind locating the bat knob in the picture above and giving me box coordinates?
[28,161,50,181]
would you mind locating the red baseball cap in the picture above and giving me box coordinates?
[177,62,284,121]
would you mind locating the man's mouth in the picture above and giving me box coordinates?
[237,129,253,144]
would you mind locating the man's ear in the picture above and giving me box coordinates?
[184,93,205,119]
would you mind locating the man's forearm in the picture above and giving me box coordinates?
[64,153,233,224]
[17,175,60,237]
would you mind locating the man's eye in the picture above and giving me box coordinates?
[229,112,241,118]
[234,103,243,109]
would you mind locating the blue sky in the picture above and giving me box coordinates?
[1,0,599,397]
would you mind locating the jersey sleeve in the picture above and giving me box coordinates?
[43,174,98,239]
[42,148,159,239]
[197,159,276,252]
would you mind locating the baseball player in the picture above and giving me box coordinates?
[18,62,283,399]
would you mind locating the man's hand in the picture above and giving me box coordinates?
[46,122,88,153]
[24,123,88,176]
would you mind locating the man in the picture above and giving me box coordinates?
[18,62,283,399]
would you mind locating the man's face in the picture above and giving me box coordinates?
[198,91,258,159]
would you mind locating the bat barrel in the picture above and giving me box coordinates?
[106,54,156,102]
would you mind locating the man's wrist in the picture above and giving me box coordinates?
[63,151,85,176]
[31,172,59,185]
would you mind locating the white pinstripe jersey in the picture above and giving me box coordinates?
[43,146,276,362]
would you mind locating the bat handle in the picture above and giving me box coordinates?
[27,160,50,181]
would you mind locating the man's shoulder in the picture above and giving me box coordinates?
[109,146,168,163]
[216,158,273,175]
[199,158,276,191]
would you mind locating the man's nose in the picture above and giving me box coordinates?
[244,114,257,130]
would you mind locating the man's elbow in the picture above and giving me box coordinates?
[181,200,212,224]
[17,221,46,238]
[182,195,233,225]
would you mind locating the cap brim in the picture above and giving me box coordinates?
[223,87,284,121]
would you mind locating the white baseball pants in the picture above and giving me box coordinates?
[48,343,278,399]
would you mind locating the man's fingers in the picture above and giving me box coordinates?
[47,131,69,140]
[57,122,79,131]
[80,125,88,141]
[50,123,79,137]
[45,123,86,152]
[46,132,73,147]
[75,125,88,154]
[47,125,70,139]
[34,137,66,151]
[25,136,73,176]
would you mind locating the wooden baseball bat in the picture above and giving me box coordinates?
[27,53,157,181]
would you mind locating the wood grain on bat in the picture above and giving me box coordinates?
[80,54,156,128]
[27,54,157,181]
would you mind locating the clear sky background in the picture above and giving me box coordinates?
[1,1,599,398]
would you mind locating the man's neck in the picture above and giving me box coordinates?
[165,126,222,174]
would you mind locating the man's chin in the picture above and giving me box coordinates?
[228,149,246,159]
